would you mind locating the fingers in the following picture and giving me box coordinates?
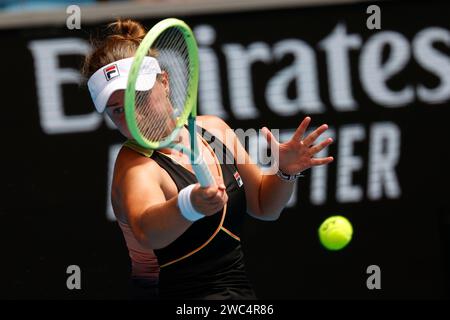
[292,117,311,141]
[200,183,226,198]
[261,127,279,148]
[309,137,333,155]
[303,124,329,147]
[212,186,228,206]
[191,183,228,216]
[202,185,218,200]
[204,186,228,214]
[311,156,334,166]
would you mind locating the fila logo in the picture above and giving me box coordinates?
[104,64,119,81]
[233,171,243,187]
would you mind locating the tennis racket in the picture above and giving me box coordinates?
[125,18,215,187]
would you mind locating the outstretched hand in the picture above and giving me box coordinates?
[262,117,334,175]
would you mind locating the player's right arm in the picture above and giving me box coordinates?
[111,147,226,250]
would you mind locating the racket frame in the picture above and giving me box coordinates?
[125,18,215,187]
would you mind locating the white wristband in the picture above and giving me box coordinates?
[177,184,205,222]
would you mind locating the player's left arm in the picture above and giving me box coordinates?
[200,115,333,221]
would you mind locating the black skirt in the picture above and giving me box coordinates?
[158,244,256,300]
[129,277,159,300]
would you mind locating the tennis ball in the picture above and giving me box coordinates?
[318,216,353,250]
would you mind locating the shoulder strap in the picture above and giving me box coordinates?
[123,140,154,158]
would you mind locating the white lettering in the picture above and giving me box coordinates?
[360,32,413,107]
[28,38,101,134]
[367,122,401,200]
[413,27,450,104]
[336,124,365,202]
[319,23,362,111]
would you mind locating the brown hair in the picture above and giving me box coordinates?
[81,19,147,79]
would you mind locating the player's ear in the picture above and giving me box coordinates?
[159,71,170,97]
[159,71,169,88]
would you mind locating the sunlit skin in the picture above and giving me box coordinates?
[105,90,132,139]
[106,69,334,249]
[105,71,173,140]
[105,71,218,178]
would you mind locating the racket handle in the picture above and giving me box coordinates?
[192,159,216,187]
[173,144,216,187]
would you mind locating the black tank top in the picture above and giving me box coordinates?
[149,126,255,299]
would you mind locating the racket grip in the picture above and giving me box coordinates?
[173,143,215,187]
[192,159,215,187]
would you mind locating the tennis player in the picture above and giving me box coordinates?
[82,19,334,300]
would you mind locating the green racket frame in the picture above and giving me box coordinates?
[125,18,198,149]
[125,18,214,187]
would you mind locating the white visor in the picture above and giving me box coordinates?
[87,56,162,113]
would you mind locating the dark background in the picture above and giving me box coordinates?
[0,0,449,299]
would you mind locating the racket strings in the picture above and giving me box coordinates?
[157,29,189,117]
[134,27,191,144]
[136,91,172,141]
[136,92,161,139]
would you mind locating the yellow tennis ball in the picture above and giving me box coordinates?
[318,216,353,250]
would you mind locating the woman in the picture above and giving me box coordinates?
[82,19,334,300]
